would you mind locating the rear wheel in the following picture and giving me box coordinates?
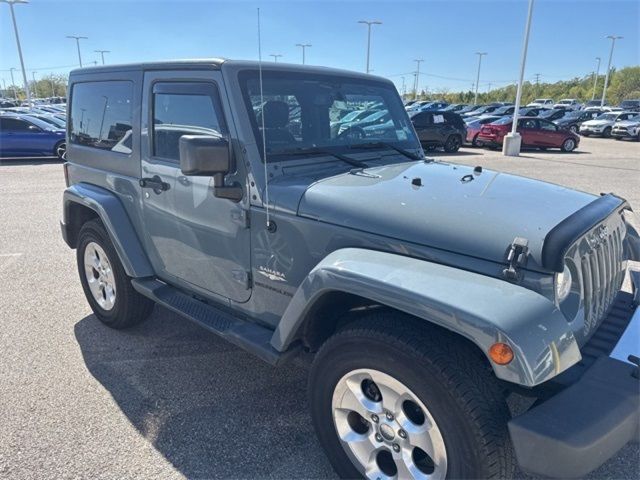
[443,135,462,153]
[77,219,154,329]
[603,126,612,138]
[561,137,576,152]
[309,313,515,479]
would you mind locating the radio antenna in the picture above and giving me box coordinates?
[257,7,272,230]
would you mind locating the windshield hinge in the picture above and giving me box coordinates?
[503,237,529,282]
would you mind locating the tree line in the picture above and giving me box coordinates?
[405,66,640,106]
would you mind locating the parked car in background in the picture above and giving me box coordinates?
[580,111,638,137]
[554,109,603,134]
[584,99,608,109]
[0,114,66,159]
[518,107,547,116]
[337,109,391,137]
[461,104,500,117]
[410,101,450,113]
[405,100,431,111]
[619,99,640,112]
[22,113,67,130]
[464,115,502,146]
[538,108,569,122]
[410,110,466,152]
[457,104,483,114]
[553,99,582,110]
[330,109,378,136]
[441,103,468,112]
[478,116,580,151]
[611,115,640,141]
[526,98,554,107]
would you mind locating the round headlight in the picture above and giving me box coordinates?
[555,264,572,302]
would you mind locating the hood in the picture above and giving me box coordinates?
[614,119,640,127]
[297,162,596,270]
[582,118,612,126]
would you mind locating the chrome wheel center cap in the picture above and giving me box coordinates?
[379,423,395,441]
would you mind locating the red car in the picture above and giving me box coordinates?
[477,116,580,152]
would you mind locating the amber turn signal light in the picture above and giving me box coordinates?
[489,342,514,365]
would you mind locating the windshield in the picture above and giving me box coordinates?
[239,70,418,161]
[564,111,582,118]
[596,113,617,121]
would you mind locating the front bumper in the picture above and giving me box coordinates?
[612,129,638,139]
[508,302,640,478]
[580,126,606,135]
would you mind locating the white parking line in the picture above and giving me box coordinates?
[0,253,23,257]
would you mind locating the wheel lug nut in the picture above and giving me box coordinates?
[399,429,407,438]
[386,412,394,421]
[371,414,379,423]
[393,443,400,452]
[375,433,383,442]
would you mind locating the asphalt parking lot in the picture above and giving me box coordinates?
[0,136,638,479]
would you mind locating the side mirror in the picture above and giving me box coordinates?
[179,135,242,202]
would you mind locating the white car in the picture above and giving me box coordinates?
[579,111,638,138]
[526,98,554,107]
[553,99,582,111]
[612,116,640,141]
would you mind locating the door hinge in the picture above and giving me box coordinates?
[503,237,529,282]
[231,269,252,289]
[231,210,250,229]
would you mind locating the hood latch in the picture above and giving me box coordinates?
[503,237,529,282]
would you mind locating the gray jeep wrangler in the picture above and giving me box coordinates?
[61,59,640,479]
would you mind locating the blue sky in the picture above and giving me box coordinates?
[1,0,638,93]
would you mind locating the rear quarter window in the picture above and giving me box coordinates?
[69,80,133,154]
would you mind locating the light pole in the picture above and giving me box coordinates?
[1,0,31,104]
[413,59,424,100]
[31,70,37,98]
[67,35,88,67]
[591,56,601,100]
[295,44,311,64]
[473,52,487,105]
[9,67,18,100]
[503,0,535,157]
[94,50,110,65]
[269,54,283,63]
[358,20,382,74]
[49,75,56,97]
[401,76,406,97]
[601,35,622,107]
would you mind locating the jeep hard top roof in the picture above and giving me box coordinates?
[69,58,387,84]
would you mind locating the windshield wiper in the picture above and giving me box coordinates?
[345,141,423,161]
[273,147,368,168]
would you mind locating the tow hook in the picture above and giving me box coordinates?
[503,237,529,281]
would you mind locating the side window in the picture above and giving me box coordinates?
[70,81,133,154]
[539,121,557,131]
[0,118,31,131]
[519,119,537,129]
[152,83,227,162]
[412,113,432,128]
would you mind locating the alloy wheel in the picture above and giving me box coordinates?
[83,241,116,310]
[332,369,447,480]
[56,142,66,160]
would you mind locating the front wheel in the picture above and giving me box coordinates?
[561,138,576,152]
[309,313,515,479]
[603,126,612,138]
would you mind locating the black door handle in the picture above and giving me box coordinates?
[139,175,170,193]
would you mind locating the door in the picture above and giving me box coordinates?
[412,112,435,144]
[140,72,251,303]
[537,119,563,146]
[517,118,539,146]
[0,117,37,156]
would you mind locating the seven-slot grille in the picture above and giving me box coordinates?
[580,220,625,334]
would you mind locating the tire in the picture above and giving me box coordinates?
[471,134,481,147]
[561,138,576,152]
[54,140,66,160]
[443,134,462,153]
[309,312,515,480]
[603,126,612,138]
[77,219,154,329]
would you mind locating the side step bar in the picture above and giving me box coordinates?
[131,278,290,365]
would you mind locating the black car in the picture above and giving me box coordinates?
[410,110,466,152]
[538,108,568,121]
[619,99,640,112]
[554,109,603,133]
[461,104,501,117]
